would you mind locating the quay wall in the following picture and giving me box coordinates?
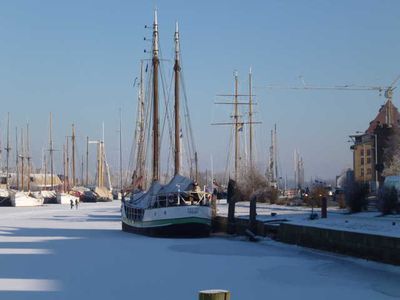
[212,216,400,265]
[276,223,400,266]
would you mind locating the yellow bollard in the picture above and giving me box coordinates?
[199,289,230,300]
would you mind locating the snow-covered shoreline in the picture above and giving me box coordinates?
[218,201,400,238]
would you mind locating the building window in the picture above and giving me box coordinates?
[361,158,364,165]
[361,168,364,176]
[367,149,371,156]
[360,149,364,156]
[367,168,372,175]
[367,157,371,164]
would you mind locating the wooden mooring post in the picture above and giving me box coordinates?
[248,193,257,232]
[199,289,230,300]
[246,193,259,241]
[321,196,327,218]
[227,179,236,234]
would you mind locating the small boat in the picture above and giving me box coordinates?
[94,186,113,202]
[80,190,97,202]
[40,190,57,204]
[0,174,11,206]
[0,188,11,206]
[56,192,79,205]
[10,191,44,207]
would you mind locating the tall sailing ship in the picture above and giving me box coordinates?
[121,11,211,237]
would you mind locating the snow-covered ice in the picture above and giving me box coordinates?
[0,202,399,299]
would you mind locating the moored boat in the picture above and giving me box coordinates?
[122,11,211,237]
[56,192,79,205]
[0,174,11,206]
[10,191,44,207]
[0,188,11,206]
[40,190,57,204]
[122,175,211,237]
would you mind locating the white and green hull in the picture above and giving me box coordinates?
[122,203,211,237]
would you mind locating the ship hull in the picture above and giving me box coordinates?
[11,192,44,207]
[122,204,211,238]
[122,220,210,237]
[56,193,79,205]
[0,189,11,206]
[0,197,11,206]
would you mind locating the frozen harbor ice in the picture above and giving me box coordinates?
[0,202,399,299]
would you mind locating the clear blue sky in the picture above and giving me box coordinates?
[0,0,399,181]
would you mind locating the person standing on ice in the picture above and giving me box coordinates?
[75,199,79,210]
[70,199,74,209]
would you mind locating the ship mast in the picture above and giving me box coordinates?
[212,71,261,183]
[174,21,181,176]
[20,128,24,191]
[234,71,239,182]
[86,136,89,186]
[66,136,69,190]
[152,9,160,182]
[15,128,19,190]
[71,123,76,187]
[137,61,145,186]
[248,68,253,171]
[5,113,11,189]
[49,112,54,190]
[119,108,123,191]
[274,124,278,185]
[81,155,84,186]
[63,144,66,192]
[26,122,31,191]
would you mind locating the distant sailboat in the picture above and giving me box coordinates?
[11,124,43,207]
[82,124,112,202]
[0,113,11,206]
[57,131,79,205]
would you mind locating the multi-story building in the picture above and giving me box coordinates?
[350,100,400,192]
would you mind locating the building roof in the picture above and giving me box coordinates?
[366,100,400,134]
